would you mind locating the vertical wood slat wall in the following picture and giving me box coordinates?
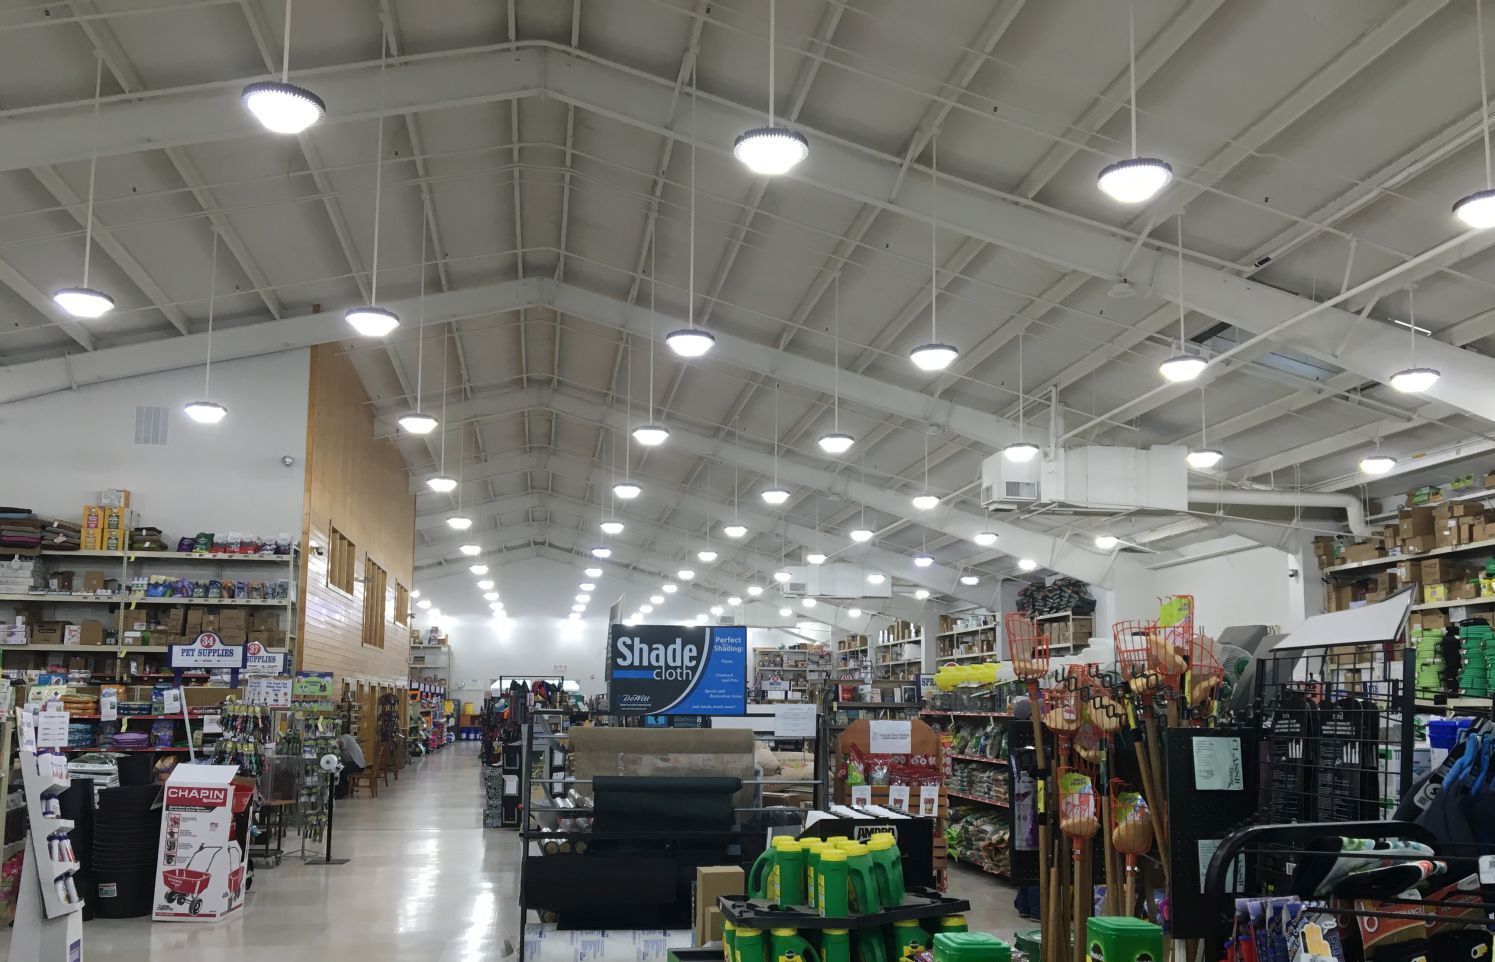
[296,345,416,742]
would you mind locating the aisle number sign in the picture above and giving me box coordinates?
[606,624,746,716]
[169,632,247,670]
[243,642,286,676]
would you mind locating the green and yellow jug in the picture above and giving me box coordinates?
[816,848,849,917]
[820,929,851,962]
[889,920,928,960]
[735,928,766,962]
[770,929,820,962]
[749,837,806,904]
[857,928,890,962]
[842,842,883,914]
[865,834,905,907]
[723,921,737,962]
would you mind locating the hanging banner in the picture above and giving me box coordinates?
[606,624,746,716]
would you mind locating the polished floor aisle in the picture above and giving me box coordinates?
[0,743,1024,960]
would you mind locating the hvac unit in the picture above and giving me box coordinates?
[1059,445,1188,511]
[781,564,894,599]
[980,451,1042,509]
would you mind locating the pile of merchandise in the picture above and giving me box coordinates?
[173,532,294,555]
[128,575,291,600]
[1015,577,1096,617]
[1457,623,1492,695]
[947,762,1007,801]
[1413,628,1446,696]
[946,807,1011,876]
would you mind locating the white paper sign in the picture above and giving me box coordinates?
[100,691,118,722]
[36,710,70,748]
[868,720,912,755]
[1198,837,1245,894]
[245,677,292,707]
[888,785,910,812]
[202,714,222,734]
[919,784,940,816]
[850,785,872,807]
[1480,854,1495,885]
[774,704,817,738]
[15,708,34,755]
[1191,736,1245,791]
[163,689,182,714]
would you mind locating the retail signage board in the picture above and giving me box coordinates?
[245,677,292,708]
[606,623,746,716]
[169,632,246,670]
[153,764,245,922]
[293,671,332,698]
[242,642,286,676]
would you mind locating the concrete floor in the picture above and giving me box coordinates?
[0,743,1026,960]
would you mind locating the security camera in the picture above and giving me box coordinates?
[281,455,296,467]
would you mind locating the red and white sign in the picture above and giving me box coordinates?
[153,765,245,923]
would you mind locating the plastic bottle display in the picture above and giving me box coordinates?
[843,842,883,914]
[865,834,905,907]
[821,929,852,962]
[770,927,821,962]
[816,848,849,917]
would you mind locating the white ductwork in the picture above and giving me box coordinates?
[1188,488,1370,536]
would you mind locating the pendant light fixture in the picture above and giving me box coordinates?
[469,564,488,575]
[346,32,400,338]
[667,72,717,358]
[773,570,792,583]
[585,566,604,578]
[722,453,748,538]
[1456,0,1495,227]
[1186,387,1224,470]
[849,527,873,543]
[54,55,114,320]
[761,384,791,504]
[806,553,826,565]
[1004,332,1040,462]
[1390,286,1440,393]
[1097,0,1172,204]
[733,0,809,176]
[397,207,439,433]
[960,573,980,586]
[912,432,939,509]
[591,546,613,559]
[910,134,959,372]
[459,544,481,556]
[914,589,931,601]
[1017,559,1039,572]
[1094,534,1120,550]
[678,568,697,581]
[747,585,764,597]
[634,235,671,447]
[1159,214,1208,382]
[1360,430,1397,475]
[446,423,472,529]
[600,520,625,536]
[241,0,325,134]
[661,582,677,593]
[184,232,228,424]
[426,331,457,492]
[818,273,856,454]
[973,531,998,547]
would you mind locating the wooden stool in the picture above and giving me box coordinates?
[349,765,378,798]
[375,742,394,787]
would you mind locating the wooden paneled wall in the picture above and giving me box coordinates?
[296,345,415,696]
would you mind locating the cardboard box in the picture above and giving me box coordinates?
[1452,580,1481,601]
[1460,520,1480,544]
[1422,611,1449,631]
[102,528,125,552]
[82,570,107,593]
[217,610,248,634]
[32,622,67,645]
[1425,583,1451,603]
[1399,507,1436,539]
[164,607,186,633]
[693,865,743,945]
[1402,534,1437,554]
[200,612,219,633]
[1436,526,1460,549]
[63,620,105,646]
[1344,542,1385,563]
[185,609,204,633]
[249,610,281,632]
[0,624,30,646]
[153,765,245,922]
[1451,502,1485,518]
[100,488,131,508]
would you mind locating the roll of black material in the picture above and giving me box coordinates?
[592,776,742,831]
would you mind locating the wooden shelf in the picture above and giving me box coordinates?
[1323,535,1495,575]
[946,789,1009,808]
[922,710,1013,718]
[1412,597,1495,612]
[949,753,1005,765]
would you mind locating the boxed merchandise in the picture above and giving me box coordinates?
[1421,558,1461,583]
[63,621,105,646]
[32,622,67,645]
[185,609,204,633]
[1402,534,1437,554]
[1451,580,1481,601]
[100,488,131,508]
[250,610,280,632]
[0,622,29,646]
[164,607,186,633]
[1426,583,1451,603]
[1436,523,1460,549]
[693,865,742,945]
[102,528,126,552]
[217,610,248,635]
[1344,542,1385,563]
[82,570,107,593]
[152,765,246,922]
[1398,507,1436,539]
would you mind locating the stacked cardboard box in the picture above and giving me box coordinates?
[80,504,137,551]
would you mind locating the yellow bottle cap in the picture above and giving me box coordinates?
[771,928,800,937]
[824,929,850,936]
[833,840,861,850]
[841,842,869,855]
[724,922,737,932]
[892,919,922,928]
[823,835,850,846]
[737,928,762,936]
[866,835,896,851]
[772,836,801,852]
[818,848,847,862]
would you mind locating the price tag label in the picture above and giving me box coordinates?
[202,714,223,734]
[888,785,910,812]
[850,785,872,807]
[163,689,182,714]
[919,784,940,816]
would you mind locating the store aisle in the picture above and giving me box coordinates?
[0,743,517,962]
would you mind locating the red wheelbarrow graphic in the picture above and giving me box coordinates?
[161,846,244,916]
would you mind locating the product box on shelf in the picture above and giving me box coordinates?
[1344,542,1385,563]
[100,489,131,508]
[249,611,280,632]
[62,622,105,647]
[693,865,742,945]
[217,610,248,635]
[1,622,29,646]
[31,622,67,645]
[153,764,245,922]
[185,609,204,634]
[1426,584,1451,604]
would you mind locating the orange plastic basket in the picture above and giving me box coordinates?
[1185,630,1224,708]
[1004,612,1050,681]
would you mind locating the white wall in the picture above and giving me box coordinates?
[0,351,309,539]
[1152,545,1301,636]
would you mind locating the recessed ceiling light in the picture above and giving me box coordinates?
[613,482,642,500]
[1003,442,1040,463]
[734,126,810,176]
[848,607,863,618]
[806,553,827,565]
[911,494,939,511]
[1097,157,1173,204]
[665,328,716,358]
[802,597,817,608]
[849,528,874,543]
[476,580,495,590]
[632,425,670,447]
[446,516,472,531]
[426,475,457,493]
[722,524,748,539]
[591,546,613,558]
[697,550,718,563]
[960,574,979,585]
[662,583,678,593]
[1186,448,1224,470]
[866,573,886,585]
[761,488,791,505]
[914,554,934,568]
[397,411,439,434]
[779,607,793,617]
[1389,367,1440,393]
[1094,535,1120,550]
[600,520,624,535]
[710,605,724,616]
[584,567,603,578]
[1017,559,1039,572]
[818,433,855,455]
[241,80,326,135]
[1360,453,1397,475]
[914,589,930,601]
[1159,354,1208,383]
[344,306,400,338]
[484,592,499,601]
[469,565,488,575]
[184,401,228,425]
[52,287,114,319]
[747,586,763,597]
[677,569,696,581]
[909,343,959,372]
[459,544,482,556]
[973,531,998,547]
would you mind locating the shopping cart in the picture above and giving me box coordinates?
[161,846,224,916]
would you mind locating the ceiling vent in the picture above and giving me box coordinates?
[134,406,169,446]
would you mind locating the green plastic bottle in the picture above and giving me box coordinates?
[842,842,883,914]
[816,848,850,917]
[803,841,824,910]
[937,917,968,935]
[770,928,821,962]
[821,929,851,962]
[932,933,1011,962]
[723,922,737,962]
[857,927,890,962]
[735,928,766,962]
[749,837,805,903]
[888,920,928,960]
[865,834,905,907]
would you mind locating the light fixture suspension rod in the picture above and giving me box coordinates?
[768,0,776,127]
[281,0,295,83]
[930,133,938,341]
[648,234,657,424]
[1408,285,1417,363]
[83,54,103,287]
[1177,213,1186,350]
[773,385,780,486]
[370,29,389,304]
[1481,0,1492,188]
[1200,386,1208,446]
[414,197,428,409]
[689,64,697,330]
[1127,0,1138,157]
[833,273,840,430]
[1017,331,1025,443]
[204,230,219,397]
